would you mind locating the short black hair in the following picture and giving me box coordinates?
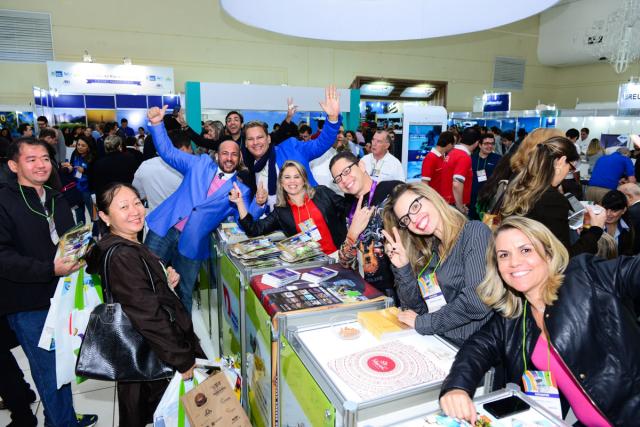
[502,130,515,142]
[602,190,627,211]
[97,183,141,216]
[18,123,31,135]
[120,118,128,123]
[437,131,455,147]
[299,125,312,135]
[565,128,579,140]
[38,128,57,140]
[460,127,481,146]
[225,111,244,124]
[167,130,192,150]
[36,116,48,124]
[104,122,117,134]
[329,150,359,173]
[7,137,50,162]
[580,127,589,134]
[317,120,325,130]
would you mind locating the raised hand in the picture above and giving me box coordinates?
[285,97,297,122]
[255,182,268,206]
[147,105,168,126]
[176,109,187,127]
[346,194,374,242]
[318,85,340,122]
[381,227,409,268]
[229,182,244,205]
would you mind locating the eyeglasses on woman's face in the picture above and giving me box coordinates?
[398,195,425,228]
[332,161,358,184]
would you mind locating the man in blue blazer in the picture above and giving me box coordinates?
[242,85,342,211]
[144,105,266,311]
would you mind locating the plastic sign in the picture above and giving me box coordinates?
[46,61,174,95]
[482,93,511,112]
[618,83,640,109]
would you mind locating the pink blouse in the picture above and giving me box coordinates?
[532,335,611,427]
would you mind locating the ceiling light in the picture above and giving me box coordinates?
[360,83,394,97]
[400,86,436,98]
[82,50,93,63]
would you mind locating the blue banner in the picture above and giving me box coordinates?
[483,93,510,112]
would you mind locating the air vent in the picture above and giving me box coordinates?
[0,9,53,63]
[493,56,525,91]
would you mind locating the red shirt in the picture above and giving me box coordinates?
[288,196,337,255]
[421,149,445,194]
[440,145,472,205]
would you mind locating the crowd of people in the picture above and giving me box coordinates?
[0,87,639,426]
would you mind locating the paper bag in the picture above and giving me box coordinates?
[180,371,250,427]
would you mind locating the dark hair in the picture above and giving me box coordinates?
[602,190,628,211]
[37,116,48,124]
[97,182,141,217]
[138,126,145,132]
[490,126,501,135]
[299,125,312,135]
[120,118,128,124]
[17,123,31,135]
[0,137,10,158]
[482,133,495,142]
[565,128,579,140]
[225,110,244,124]
[580,127,589,134]
[104,122,117,134]
[476,152,514,210]
[502,130,515,142]
[74,134,97,163]
[437,131,455,147]
[317,120,325,130]
[461,127,481,146]
[168,130,192,150]
[345,130,357,141]
[38,128,57,140]
[329,150,359,173]
[517,128,527,137]
[7,137,50,162]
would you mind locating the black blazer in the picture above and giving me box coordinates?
[239,185,347,248]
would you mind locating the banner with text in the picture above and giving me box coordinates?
[618,83,640,109]
[46,61,174,95]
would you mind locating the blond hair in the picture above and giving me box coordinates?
[586,138,604,157]
[275,160,316,208]
[477,216,569,318]
[596,233,618,260]
[510,128,564,174]
[382,182,466,275]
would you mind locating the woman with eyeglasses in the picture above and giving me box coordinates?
[230,160,347,256]
[381,182,494,347]
[501,136,606,256]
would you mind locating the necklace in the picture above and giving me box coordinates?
[18,184,54,219]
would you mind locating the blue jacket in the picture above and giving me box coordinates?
[146,123,262,260]
[272,116,342,186]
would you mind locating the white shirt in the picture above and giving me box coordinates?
[361,152,405,182]
[577,137,590,156]
[255,160,280,211]
[310,147,342,194]
[133,157,183,212]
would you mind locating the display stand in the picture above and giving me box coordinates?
[283,320,459,426]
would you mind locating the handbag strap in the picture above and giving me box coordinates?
[102,243,157,303]
[488,179,509,214]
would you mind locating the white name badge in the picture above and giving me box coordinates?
[299,219,321,241]
[74,170,83,179]
[417,272,447,312]
[522,370,562,419]
[477,169,487,182]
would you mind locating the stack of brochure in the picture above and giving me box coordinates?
[357,307,413,340]
[301,267,338,283]
[261,268,301,287]
[218,222,248,244]
[276,229,324,263]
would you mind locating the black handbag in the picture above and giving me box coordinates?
[75,244,174,382]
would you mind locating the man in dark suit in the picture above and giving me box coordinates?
[619,182,640,253]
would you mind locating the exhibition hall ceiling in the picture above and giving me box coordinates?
[220,0,560,41]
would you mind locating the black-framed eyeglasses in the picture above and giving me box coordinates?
[333,162,358,184]
[398,196,424,228]
[569,160,578,173]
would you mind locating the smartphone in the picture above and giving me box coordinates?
[483,396,530,419]
[172,105,181,116]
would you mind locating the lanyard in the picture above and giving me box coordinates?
[293,198,312,225]
[348,181,378,226]
[522,301,551,373]
[371,159,384,176]
[476,155,488,171]
[19,184,55,219]
[418,251,443,278]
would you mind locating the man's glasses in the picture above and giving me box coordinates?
[398,196,424,228]
[333,162,358,184]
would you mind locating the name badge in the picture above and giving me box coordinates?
[417,272,447,312]
[522,370,562,418]
[477,169,487,182]
[74,170,83,179]
[299,219,321,241]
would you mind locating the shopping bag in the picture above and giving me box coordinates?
[54,267,104,389]
[153,369,208,427]
[191,309,218,361]
[39,273,77,351]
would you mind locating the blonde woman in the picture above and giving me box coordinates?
[381,182,493,346]
[586,138,604,175]
[439,216,640,426]
[509,128,564,174]
[230,160,346,255]
[501,136,606,256]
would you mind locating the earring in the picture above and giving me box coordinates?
[106,222,110,227]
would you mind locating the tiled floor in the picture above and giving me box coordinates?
[1,298,218,427]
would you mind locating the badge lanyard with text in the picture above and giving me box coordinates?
[521,301,562,418]
[416,252,447,312]
[19,184,59,245]
[294,201,321,241]
[371,159,384,178]
[476,156,488,183]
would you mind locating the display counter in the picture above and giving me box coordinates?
[368,383,569,427]
[283,319,461,427]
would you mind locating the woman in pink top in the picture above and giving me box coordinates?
[438,216,640,426]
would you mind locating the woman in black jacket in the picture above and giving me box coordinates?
[501,136,606,256]
[85,183,202,427]
[601,189,638,255]
[230,160,346,255]
[439,216,640,426]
